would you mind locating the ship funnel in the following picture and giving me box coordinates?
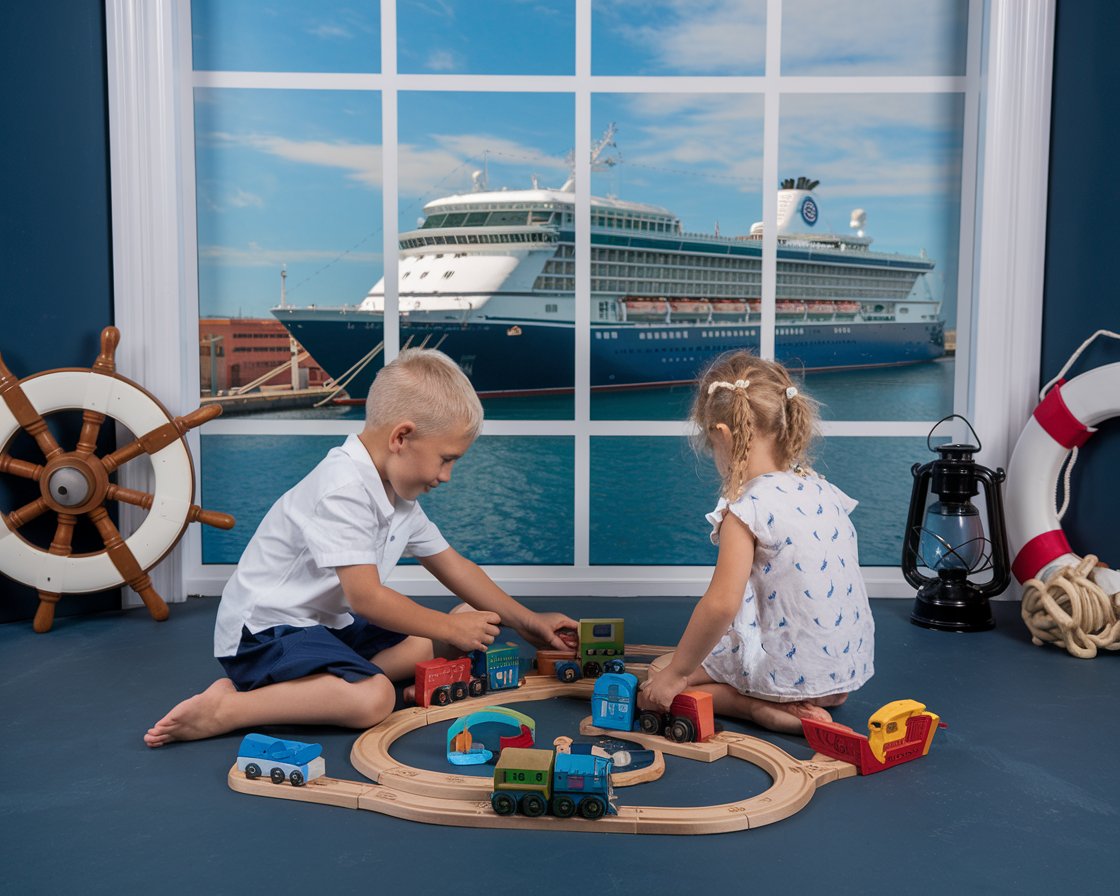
[774,177,822,234]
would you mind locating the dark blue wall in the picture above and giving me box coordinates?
[1,1,1115,625]
[1041,0,1120,568]
[0,1,121,622]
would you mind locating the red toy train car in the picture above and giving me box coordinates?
[414,657,483,708]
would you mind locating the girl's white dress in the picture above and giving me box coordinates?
[701,471,874,701]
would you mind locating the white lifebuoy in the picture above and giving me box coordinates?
[1005,362,1120,584]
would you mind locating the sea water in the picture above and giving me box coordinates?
[201,359,954,569]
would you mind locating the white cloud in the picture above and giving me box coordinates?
[227,188,264,209]
[424,49,460,71]
[199,245,382,267]
[307,24,352,40]
[211,132,381,188]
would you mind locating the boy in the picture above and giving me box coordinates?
[145,349,576,747]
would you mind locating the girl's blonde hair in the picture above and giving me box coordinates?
[690,351,819,499]
[364,348,483,440]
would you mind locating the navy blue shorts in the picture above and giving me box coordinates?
[219,618,409,692]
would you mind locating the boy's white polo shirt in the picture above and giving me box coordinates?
[214,434,449,657]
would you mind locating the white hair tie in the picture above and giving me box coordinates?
[786,386,798,400]
[708,379,750,396]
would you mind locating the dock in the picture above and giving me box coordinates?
[200,386,342,416]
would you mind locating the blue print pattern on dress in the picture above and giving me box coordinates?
[803,588,813,600]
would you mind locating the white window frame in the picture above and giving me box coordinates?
[105,0,1054,604]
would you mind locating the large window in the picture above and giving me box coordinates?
[106,0,1054,600]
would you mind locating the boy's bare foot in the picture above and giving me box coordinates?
[144,679,236,747]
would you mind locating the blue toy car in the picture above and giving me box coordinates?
[236,733,325,787]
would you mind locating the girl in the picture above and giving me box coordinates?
[639,352,874,734]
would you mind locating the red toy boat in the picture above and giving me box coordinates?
[802,699,943,775]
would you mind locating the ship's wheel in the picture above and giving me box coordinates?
[0,326,234,632]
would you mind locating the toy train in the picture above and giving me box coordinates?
[491,746,616,820]
[538,617,626,682]
[592,672,716,743]
[801,699,943,775]
[236,733,325,787]
[415,642,523,708]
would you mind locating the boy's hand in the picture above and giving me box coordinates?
[517,611,579,651]
[445,610,502,653]
[638,668,689,713]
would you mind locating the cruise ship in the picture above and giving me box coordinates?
[273,146,943,399]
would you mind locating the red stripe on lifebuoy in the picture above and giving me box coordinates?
[1033,380,1094,448]
[1012,529,1073,583]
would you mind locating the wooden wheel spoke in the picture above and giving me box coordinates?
[75,410,106,458]
[86,507,169,621]
[106,484,235,531]
[6,497,51,530]
[189,505,236,530]
[0,352,63,461]
[105,483,155,512]
[49,513,78,556]
[0,454,44,482]
[101,405,222,474]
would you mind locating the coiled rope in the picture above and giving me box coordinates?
[1021,554,1120,658]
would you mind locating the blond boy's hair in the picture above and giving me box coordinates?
[690,350,820,500]
[364,348,483,439]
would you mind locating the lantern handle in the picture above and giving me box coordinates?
[927,414,982,454]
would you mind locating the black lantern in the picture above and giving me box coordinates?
[902,415,1011,631]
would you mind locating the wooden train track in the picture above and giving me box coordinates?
[228,646,857,834]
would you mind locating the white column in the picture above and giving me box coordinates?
[105,0,196,605]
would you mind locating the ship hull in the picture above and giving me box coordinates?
[275,309,944,399]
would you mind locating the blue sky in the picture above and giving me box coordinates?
[193,0,968,318]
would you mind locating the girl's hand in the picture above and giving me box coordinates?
[517,612,579,651]
[638,667,690,713]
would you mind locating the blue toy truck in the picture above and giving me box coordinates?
[236,733,325,787]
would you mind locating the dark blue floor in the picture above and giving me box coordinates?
[1,595,1117,895]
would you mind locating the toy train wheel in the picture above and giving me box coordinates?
[0,327,234,632]
[433,686,451,706]
[450,681,468,702]
[582,661,602,678]
[289,771,305,787]
[668,717,695,744]
[491,793,516,816]
[520,793,547,817]
[638,711,662,735]
[558,665,578,683]
[270,768,285,785]
[468,678,485,698]
[552,796,576,818]
[579,797,605,820]
[244,763,261,780]
[604,659,626,674]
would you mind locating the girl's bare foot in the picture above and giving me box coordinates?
[745,698,831,734]
[144,679,236,747]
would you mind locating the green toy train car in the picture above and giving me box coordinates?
[491,747,616,820]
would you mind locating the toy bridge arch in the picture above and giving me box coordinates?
[228,647,857,834]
